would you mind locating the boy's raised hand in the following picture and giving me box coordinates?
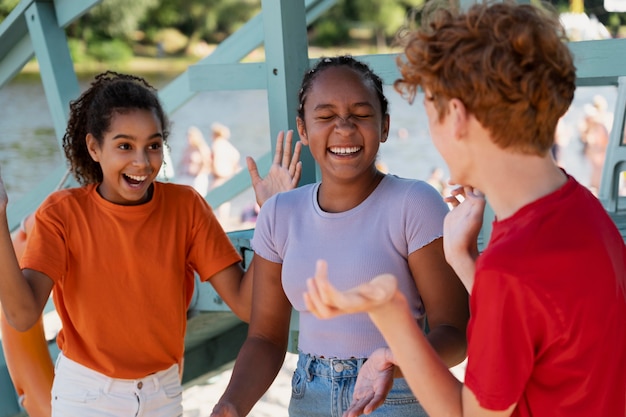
[443,185,486,293]
[247,130,302,207]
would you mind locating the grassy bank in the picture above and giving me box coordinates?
[19,44,402,78]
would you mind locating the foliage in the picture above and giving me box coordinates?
[89,39,134,63]
[1,0,625,62]
[0,0,18,17]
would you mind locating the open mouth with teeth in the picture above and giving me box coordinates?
[124,173,148,186]
[329,146,362,155]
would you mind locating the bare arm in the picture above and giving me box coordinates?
[208,260,253,323]
[208,130,301,322]
[409,237,469,368]
[304,261,516,417]
[210,256,293,417]
[0,169,53,331]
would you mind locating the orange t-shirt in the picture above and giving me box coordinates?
[21,182,242,379]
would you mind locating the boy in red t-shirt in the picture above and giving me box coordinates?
[303,2,626,416]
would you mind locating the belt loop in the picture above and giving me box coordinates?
[304,354,314,382]
[152,373,160,391]
[103,379,112,394]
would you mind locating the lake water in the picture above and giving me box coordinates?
[0,72,617,227]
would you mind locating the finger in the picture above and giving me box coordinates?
[304,277,335,318]
[246,156,260,185]
[292,161,302,188]
[282,130,293,167]
[363,394,387,415]
[443,195,461,207]
[273,131,285,165]
[289,140,302,176]
[314,259,336,306]
[345,397,369,417]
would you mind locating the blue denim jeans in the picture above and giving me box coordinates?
[288,352,428,417]
[51,353,183,417]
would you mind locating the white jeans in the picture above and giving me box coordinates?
[52,353,183,417]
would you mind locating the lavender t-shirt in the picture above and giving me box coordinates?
[252,174,449,358]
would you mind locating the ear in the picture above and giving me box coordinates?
[380,113,390,143]
[448,98,470,140]
[296,117,309,146]
[86,133,100,162]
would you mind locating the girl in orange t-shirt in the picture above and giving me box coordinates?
[0,71,301,416]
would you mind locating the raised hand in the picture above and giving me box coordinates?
[442,186,486,293]
[247,130,302,207]
[344,347,395,417]
[304,260,398,319]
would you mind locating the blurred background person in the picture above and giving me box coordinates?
[177,125,213,197]
[210,122,242,224]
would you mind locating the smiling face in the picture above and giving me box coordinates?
[86,108,164,205]
[297,66,389,183]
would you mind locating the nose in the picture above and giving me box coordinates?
[133,149,150,166]
[335,115,355,131]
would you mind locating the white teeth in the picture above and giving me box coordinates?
[329,146,361,155]
[126,174,147,182]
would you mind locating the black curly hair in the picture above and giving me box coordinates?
[297,55,389,121]
[62,71,170,185]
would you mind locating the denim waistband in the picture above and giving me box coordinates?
[298,352,367,380]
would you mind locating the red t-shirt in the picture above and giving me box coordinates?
[21,182,242,378]
[465,175,626,416]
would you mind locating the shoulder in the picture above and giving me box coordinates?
[258,183,316,219]
[39,185,93,210]
[272,183,316,205]
[381,174,444,202]
[155,181,203,200]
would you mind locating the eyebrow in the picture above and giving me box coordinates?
[111,133,163,141]
[312,102,375,111]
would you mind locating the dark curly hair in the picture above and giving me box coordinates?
[297,55,389,121]
[395,1,576,156]
[62,71,170,185]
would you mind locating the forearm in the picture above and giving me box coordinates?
[0,213,40,330]
[235,259,254,322]
[215,337,286,416]
[368,293,463,417]
[445,251,476,295]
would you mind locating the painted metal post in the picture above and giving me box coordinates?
[261,0,317,185]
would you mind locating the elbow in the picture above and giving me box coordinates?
[231,304,251,323]
[3,311,39,332]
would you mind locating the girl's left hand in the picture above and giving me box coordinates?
[247,130,302,207]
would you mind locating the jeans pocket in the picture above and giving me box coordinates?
[291,368,306,400]
[52,385,100,404]
[382,378,418,406]
[162,379,183,400]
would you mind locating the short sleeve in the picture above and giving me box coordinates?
[464,270,538,410]
[405,181,449,254]
[250,193,283,263]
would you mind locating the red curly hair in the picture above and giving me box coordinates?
[395,1,576,156]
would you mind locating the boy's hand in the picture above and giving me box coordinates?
[304,260,398,319]
[247,130,302,207]
[443,186,486,292]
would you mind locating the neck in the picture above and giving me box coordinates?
[318,169,384,213]
[478,153,567,220]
